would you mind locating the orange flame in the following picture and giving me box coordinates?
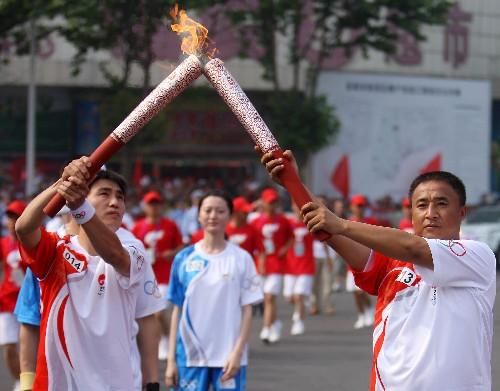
[170,4,214,57]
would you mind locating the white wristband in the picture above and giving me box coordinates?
[70,200,95,225]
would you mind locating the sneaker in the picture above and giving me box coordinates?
[158,335,169,361]
[292,311,300,322]
[290,320,305,336]
[268,320,282,343]
[259,327,271,343]
[353,315,365,329]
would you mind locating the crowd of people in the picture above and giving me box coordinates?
[0,150,496,391]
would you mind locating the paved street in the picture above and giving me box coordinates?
[1,276,499,390]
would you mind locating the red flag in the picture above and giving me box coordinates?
[420,153,441,174]
[132,156,143,187]
[330,154,349,198]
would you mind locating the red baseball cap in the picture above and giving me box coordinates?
[350,194,368,207]
[6,200,26,217]
[402,197,411,208]
[142,191,163,204]
[261,188,279,203]
[233,197,253,213]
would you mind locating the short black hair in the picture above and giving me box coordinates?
[408,171,466,206]
[89,169,128,196]
[198,190,233,215]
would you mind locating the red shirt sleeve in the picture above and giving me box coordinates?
[19,228,58,279]
[352,251,392,295]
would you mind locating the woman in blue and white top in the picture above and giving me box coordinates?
[165,191,263,391]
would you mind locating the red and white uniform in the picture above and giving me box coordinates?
[132,217,183,286]
[226,222,259,259]
[353,239,496,391]
[0,236,25,313]
[19,228,147,391]
[252,214,292,275]
[283,218,315,297]
[285,217,315,276]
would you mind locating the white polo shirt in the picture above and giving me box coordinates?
[354,239,496,391]
[168,242,263,367]
[20,228,147,391]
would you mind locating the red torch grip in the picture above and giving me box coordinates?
[270,150,331,242]
[43,136,124,217]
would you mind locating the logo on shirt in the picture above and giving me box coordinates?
[97,273,106,296]
[186,259,205,273]
[438,240,466,257]
[131,245,145,271]
[243,275,262,292]
[229,233,247,245]
[144,279,162,298]
[63,249,84,273]
[396,267,417,286]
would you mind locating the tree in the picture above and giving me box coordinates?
[195,0,452,161]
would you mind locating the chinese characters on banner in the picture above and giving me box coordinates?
[0,2,474,71]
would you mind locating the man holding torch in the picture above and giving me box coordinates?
[15,157,147,390]
[260,149,495,391]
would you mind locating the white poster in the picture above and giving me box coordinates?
[311,72,491,204]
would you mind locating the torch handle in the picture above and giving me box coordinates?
[43,136,124,217]
[271,149,331,242]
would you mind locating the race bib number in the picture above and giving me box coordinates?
[396,267,417,286]
[63,249,84,272]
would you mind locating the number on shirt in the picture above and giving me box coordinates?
[63,249,83,272]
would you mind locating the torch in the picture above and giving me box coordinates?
[44,55,203,217]
[171,8,330,240]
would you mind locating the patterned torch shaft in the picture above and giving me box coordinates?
[44,55,203,217]
[203,58,329,241]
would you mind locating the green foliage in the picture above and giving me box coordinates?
[219,0,451,156]
[99,88,167,148]
[264,92,340,164]
[0,0,452,160]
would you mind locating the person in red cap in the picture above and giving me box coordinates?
[0,200,27,390]
[226,197,259,257]
[399,197,414,233]
[346,194,375,329]
[283,203,315,336]
[251,188,293,343]
[132,191,184,361]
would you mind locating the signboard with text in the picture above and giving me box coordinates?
[311,72,491,204]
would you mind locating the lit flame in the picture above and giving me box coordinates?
[170,4,214,57]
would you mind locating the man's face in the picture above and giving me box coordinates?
[350,204,364,219]
[262,200,277,215]
[411,180,465,240]
[143,201,162,218]
[87,179,125,231]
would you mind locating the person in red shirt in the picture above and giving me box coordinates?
[0,200,26,389]
[132,191,184,361]
[226,197,258,258]
[347,194,375,329]
[399,197,414,233]
[284,203,315,336]
[252,188,293,343]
